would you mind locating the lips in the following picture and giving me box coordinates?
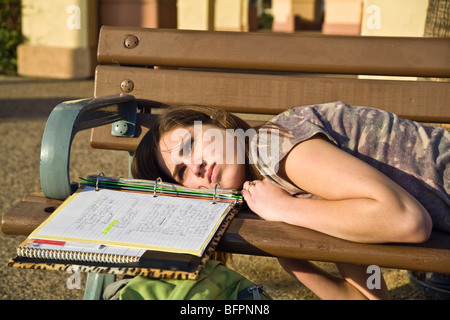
[208,162,219,184]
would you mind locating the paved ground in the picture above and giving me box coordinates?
[0,76,430,300]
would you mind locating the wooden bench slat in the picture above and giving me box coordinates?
[97,26,450,78]
[2,196,450,274]
[218,217,450,274]
[1,201,56,235]
[95,65,450,122]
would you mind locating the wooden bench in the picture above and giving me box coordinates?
[2,26,450,298]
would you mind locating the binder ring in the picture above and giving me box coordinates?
[153,177,162,197]
[212,183,220,204]
[95,172,105,191]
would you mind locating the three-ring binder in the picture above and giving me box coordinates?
[82,174,243,205]
[153,177,162,197]
[212,183,220,204]
[11,174,243,280]
[95,172,105,191]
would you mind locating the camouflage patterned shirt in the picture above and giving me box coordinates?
[252,101,450,232]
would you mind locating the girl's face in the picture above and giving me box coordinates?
[156,124,246,190]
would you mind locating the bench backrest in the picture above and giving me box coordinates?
[91,26,450,152]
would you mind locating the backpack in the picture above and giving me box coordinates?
[103,260,271,300]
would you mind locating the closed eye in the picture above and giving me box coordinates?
[180,137,195,157]
[177,165,187,181]
[173,136,195,183]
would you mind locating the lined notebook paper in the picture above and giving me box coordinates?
[29,186,232,257]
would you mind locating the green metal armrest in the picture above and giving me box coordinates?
[40,94,137,200]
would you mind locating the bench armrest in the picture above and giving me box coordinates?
[40,95,137,200]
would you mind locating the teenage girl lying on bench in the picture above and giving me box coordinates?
[131,101,449,300]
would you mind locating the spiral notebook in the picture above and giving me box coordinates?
[9,175,243,279]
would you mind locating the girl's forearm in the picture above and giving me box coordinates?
[270,135,432,244]
[278,196,430,243]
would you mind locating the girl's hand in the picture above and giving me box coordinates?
[241,179,293,221]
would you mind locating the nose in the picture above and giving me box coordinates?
[183,160,211,189]
[186,161,205,178]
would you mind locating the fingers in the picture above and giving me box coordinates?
[247,181,256,193]
[241,181,254,202]
[242,180,260,194]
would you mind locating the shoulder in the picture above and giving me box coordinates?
[268,101,348,125]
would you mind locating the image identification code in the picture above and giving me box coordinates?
[180,304,270,317]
